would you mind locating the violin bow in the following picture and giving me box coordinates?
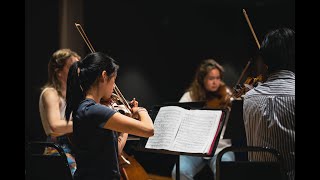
[233,9,261,91]
[74,23,131,111]
[242,9,261,49]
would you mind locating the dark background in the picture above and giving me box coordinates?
[26,0,294,145]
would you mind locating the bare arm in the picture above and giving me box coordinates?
[104,108,154,138]
[42,89,73,134]
[117,132,128,155]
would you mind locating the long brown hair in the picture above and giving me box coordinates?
[188,59,225,101]
[41,49,81,97]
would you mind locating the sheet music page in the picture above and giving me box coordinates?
[203,111,222,153]
[145,106,186,150]
[170,110,222,154]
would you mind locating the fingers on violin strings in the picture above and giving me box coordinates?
[131,98,138,107]
[130,98,134,105]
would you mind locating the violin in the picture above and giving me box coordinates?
[100,93,132,117]
[205,84,233,109]
[232,74,263,98]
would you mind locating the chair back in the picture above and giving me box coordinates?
[25,141,73,180]
[216,146,287,180]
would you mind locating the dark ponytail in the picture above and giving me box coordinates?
[65,52,119,121]
[65,61,84,121]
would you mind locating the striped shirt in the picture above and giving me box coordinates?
[243,70,295,180]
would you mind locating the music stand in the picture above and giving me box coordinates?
[136,102,230,180]
[223,99,247,160]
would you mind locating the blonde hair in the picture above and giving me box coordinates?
[41,49,81,97]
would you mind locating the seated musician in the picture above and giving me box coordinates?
[39,49,80,175]
[171,59,235,180]
[65,52,154,180]
[243,27,295,180]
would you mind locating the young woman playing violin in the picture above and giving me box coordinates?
[65,52,154,180]
[172,59,235,180]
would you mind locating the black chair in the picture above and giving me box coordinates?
[216,146,287,180]
[25,141,73,180]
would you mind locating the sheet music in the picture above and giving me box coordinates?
[145,106,184,149]
[171,110,222,153]
[145,106,223,154]
[203,111,222,153]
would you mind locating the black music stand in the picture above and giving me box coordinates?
[223,99,247,160]
[136,102,230,180]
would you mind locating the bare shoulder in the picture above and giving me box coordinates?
[41,87,59,103]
